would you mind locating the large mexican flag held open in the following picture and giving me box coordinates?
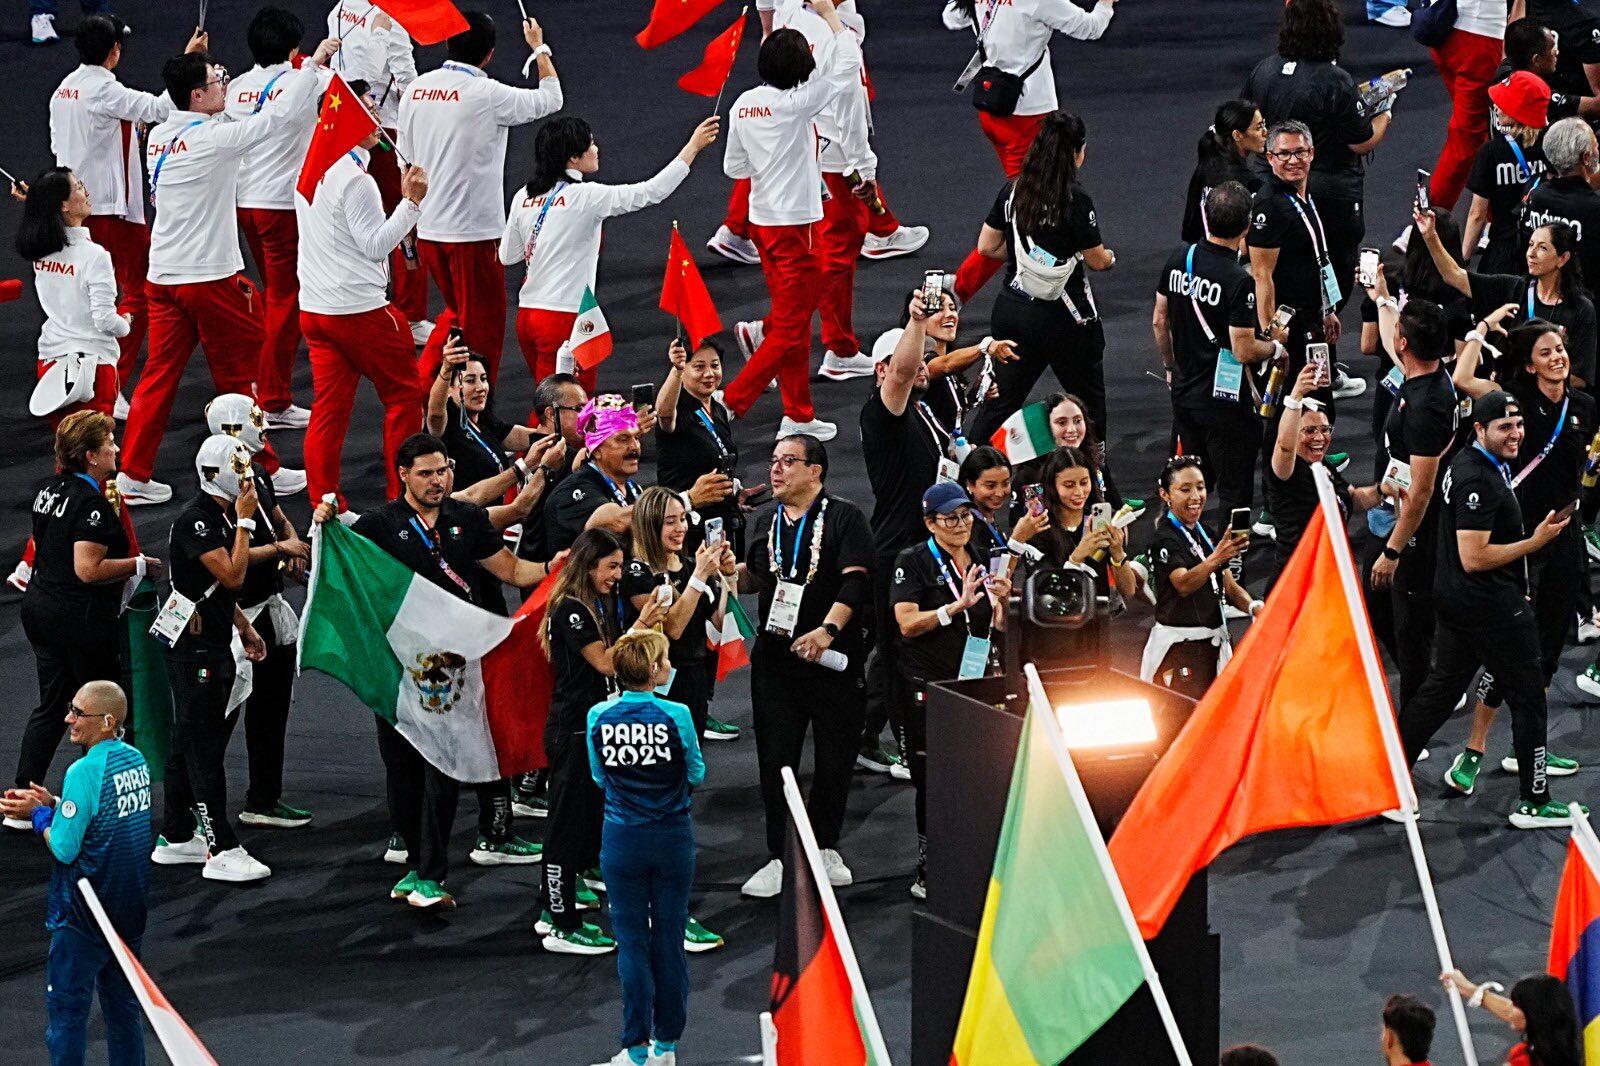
[298,521,546,783]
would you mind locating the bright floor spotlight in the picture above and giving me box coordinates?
[1054,697,1157,749]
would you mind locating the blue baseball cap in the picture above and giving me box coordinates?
[922,482,972,516]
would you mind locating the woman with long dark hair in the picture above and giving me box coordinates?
[964,113,1117,448]
[1180,100,1267,243]
[1010,392,1124,509]
[17,167,129,424]
[655,337,742,555]
[868,285,1019,434]
[501,114,719,390]
[425,344,546,494]
[959,445,1014,559]
[1443,970,1582,1066]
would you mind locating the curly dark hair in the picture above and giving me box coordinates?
[1278,0,1344,63]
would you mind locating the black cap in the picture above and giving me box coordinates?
[1472,389,1522,426]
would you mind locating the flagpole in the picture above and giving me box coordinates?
[515,0,529,20]
[296,496,334,678]
[670,220,684,345]
[779,766,894,1065]
[712,6,749,116]
[1310,465,1478,1066]
[1022,665,1195,1066]
[342,81,410,166]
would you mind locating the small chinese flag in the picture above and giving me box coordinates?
[660,226,722,348]
[296,76,379,204]
[677,9,746,97]
[636,0,723,49]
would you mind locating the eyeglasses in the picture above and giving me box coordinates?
[1300,426,1334,437]
[931,508,974,527]
[769,455,815,470]
[1268,147,1312,161]
[66,704,104,721]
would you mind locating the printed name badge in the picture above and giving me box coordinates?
[148,588,198,648]
[1319,262,1342,309]
[1381,365,1404,396]
[1026,245,1061,268]
[767,580,804,637]
[937,457,961,485]
[1381,457,1413,498]
[1212,348,1244,402]
[958,634,992,680]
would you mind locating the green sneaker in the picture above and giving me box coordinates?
[701,717,741,742]
[684,916,725,953]
[856,746,898,774]
[240,801,312,828]
[1509,798,1588,830]
[1251,507,1275,537]
[577,881,600,910]
[541,920,616,955]
[887,749,910,781]
[1121,498,1147,522]
[407,879,456,908]
[1324,451,1351,474]
[582,868,607,893]
[390,870,420,900]
[1443,750,1483,795]
[468,835,542,866]
[1501,753,1580,777]
[1579,663,1600,701]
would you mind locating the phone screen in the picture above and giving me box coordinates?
[1415,169,1432,211]
[1358,248,1379,288]
[705,517,725,549]
[1024,484,1046,516]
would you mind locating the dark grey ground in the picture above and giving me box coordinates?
[0,1,1583,1062]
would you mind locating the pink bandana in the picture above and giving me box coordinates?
[579,395,638,453]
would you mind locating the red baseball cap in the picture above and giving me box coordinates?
[1489,71,1552,129]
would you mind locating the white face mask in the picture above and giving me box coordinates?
[194,435,253,500]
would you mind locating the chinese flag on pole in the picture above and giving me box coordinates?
[660,226,722,349]
[636,0,723,49]
[296,75,378,203]
[678,9,746,96]
[374,0,468,46]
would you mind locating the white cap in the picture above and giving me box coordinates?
[204,393,267,454]
[195,434,253,500]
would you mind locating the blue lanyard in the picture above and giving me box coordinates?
[1505,135,1537,186]
[1282,192,1329,262]
[1472,441,1513,487]
[588,462,635,505]
[348,150,365,170]
[74,472,101,491]
[458,407,505,469]
[775,507,811,581]
[251,70,287,115]
[1511,392,1570,489]
[1183,244,1221,345]
[1529,283,1540,320]
[525,179,568,260]
[408,515,441,552]
[149,120,205,204]
[1165,512,1214,557]
[976,510,1004,549]
[593,594,623,640]
[925,537,965,599]
[694,407,731,458]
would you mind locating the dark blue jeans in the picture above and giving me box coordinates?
[599,818,695,1049]
[46,925,146,1066]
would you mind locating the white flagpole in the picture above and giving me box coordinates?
[515,0,529,20]
[1572,805,1600,875]
[1311,465,1478,1065]
[295,496,334,677]
[758,1011,779,1066]
[779,766,893,1065]
[1022,665,1194,1066]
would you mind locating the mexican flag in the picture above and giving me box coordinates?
[989,401,1054,463]
[708,593,755,680]
[951,665,1189,1065]
[298,521,546,783]
[570,287,613,370]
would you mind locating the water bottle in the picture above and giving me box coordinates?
[1258,365,1287,419]
[817,649,848,672]
[1582,429,1600,488]
[1357,68,1411,114]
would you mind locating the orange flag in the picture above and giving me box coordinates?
[636,0,723,49]
[678,8,746,96]
[1108,467,1413,938]
[660,226,722,348]
[296,75,378,203]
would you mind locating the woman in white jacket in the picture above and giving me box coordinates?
[501,115,720,391]
[17,167,129,425]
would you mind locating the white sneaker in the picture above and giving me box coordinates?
[382,834,408,864]
[818,350,878,381]
[650,1050,677,1066]
[269,467,308,496]
[741,858,783,898]
[735,319,765,360]
[115,473,172,506]
[31,13,58,43]
[1371,5,1411,26]
[6,560,31,593]
[1331,365,1367,400]
[777,416,837,442]
[150,834,209,865]
[1578,668,1600,700]
[113,393,130,421]
[707,224,760,265]
[410,319,435,348]
[592,1052,646,1066]
[890,760,911,782]
[821,848,853,887]
[910,879,927,900]
[265,405,310,430]
[4,816,32,831]
[203,846,271,882]
[861,225,930,261]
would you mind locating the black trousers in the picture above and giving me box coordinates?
[753,664,865,858]
[1391,580,1438,713]
[1154,639,1221,702]
[902,674,931,837]
[18,600,120,788]
[1316,194,1365,315]
[1400,607,1550,803]
[665,658,712,738]
[861,551,901,752]
[1172,403,1262,516]
[163,656,241,852]
[242,609,293,813]
[541,730,604,931]
[375,716,458,883]
[1482,526,1581,706]
[969,289,1107,446]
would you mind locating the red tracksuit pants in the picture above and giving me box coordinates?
[239,207,303,413]
[301,305,423,510]
[515,307,598,393]
[722,223,820,422]
[723,176,901,240]
[369,139,428,323]
[83,215,148,386]
[122,275,278,481]
[977,111,1047,180]
[1429,30,1503,211]
[416,239,507,383]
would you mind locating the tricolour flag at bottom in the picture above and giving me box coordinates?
[297,520,546,783]
[570,287,613,370]
[950,664,1191,1065]
[78,879,217,1065]
[708,592,755,680]
[988,401,1054,463]
[1549,809,1600,1061]
[766,765,891,1066]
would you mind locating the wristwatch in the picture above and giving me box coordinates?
[1381,544,1402,562]
[821,621,840,638]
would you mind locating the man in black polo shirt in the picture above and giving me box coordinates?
[313,434,560,908]
[1527,0,1600,98]
[1524,117,1600,295]
[858,289,950,776]
[151,436,270,884]
[1154,181,1282,523]
[1399,391,1581,829]
[1499,20,1598,121]
[737,434,874,899]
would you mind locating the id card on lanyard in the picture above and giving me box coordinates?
[915,401,959,482]
[1284,193,1340,311]
[768,508,810,636]
[927,538,990,679]
[1185,246,1243,401]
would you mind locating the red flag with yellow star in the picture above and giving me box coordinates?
[296,75,379,204]
[660,225,722,348]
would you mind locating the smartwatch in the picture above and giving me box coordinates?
[822,621,840,638]
[1381,544,1402,562]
